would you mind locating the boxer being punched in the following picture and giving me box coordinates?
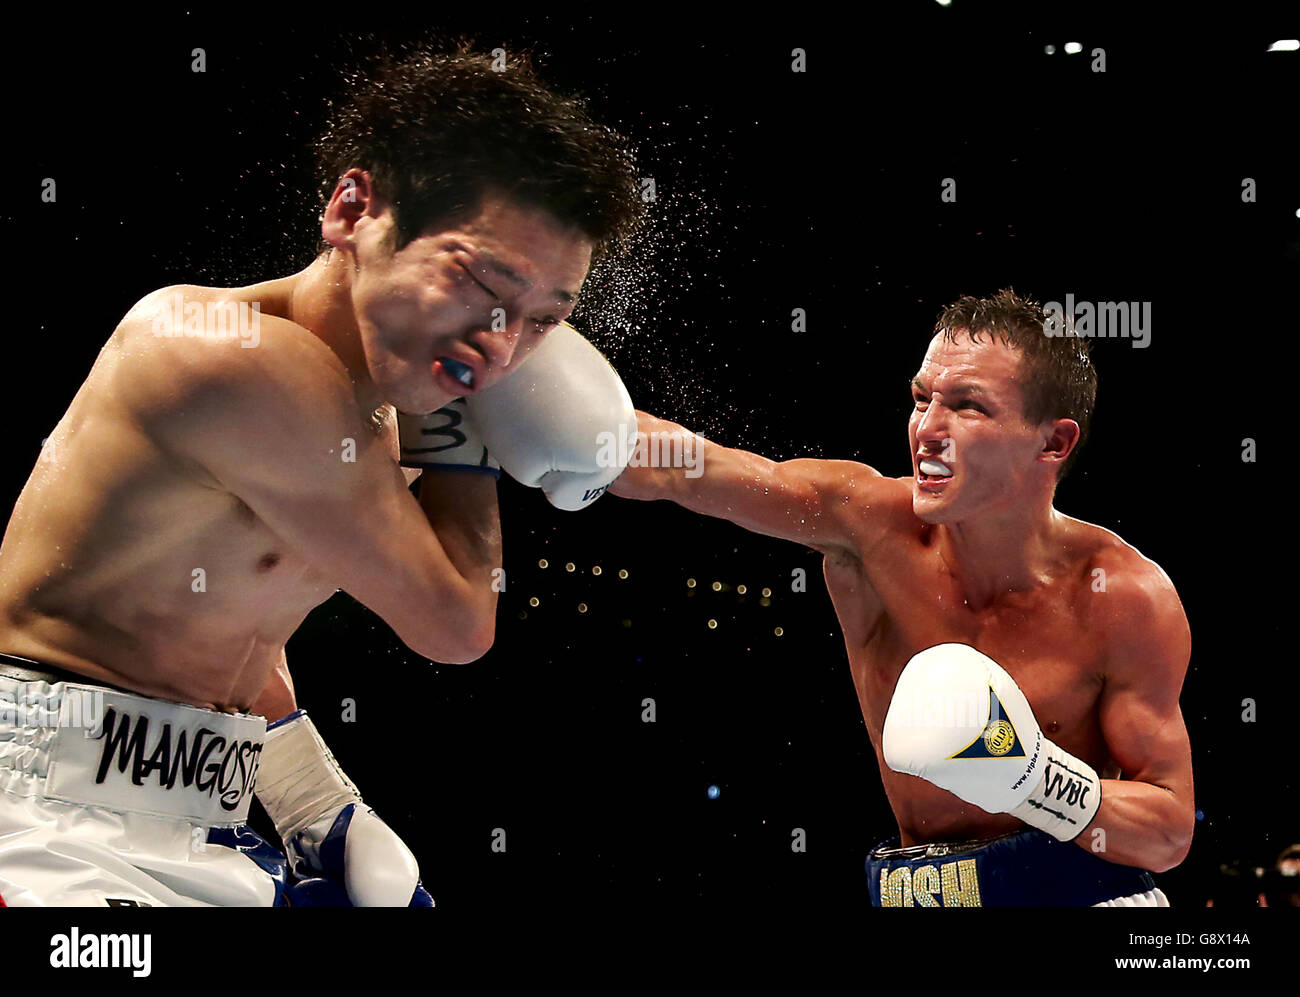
[611,288,1194,906]
[0,47,640,906]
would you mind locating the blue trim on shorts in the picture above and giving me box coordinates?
[207,825,290,907]
[266,709,305,731]
[866,828,1156,907]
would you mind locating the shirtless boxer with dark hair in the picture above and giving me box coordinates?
[612,288,1194,906]
[0,46,640,906]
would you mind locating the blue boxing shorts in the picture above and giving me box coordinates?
[867,828,1168,907]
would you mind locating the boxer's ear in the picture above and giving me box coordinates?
[321,169,383,252]
[1040,417,1080,467]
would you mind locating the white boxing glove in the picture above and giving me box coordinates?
[882,643,1102,842]
[255,710,425,906]
[464,324,636,511]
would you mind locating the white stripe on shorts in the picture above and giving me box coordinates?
[1093,887,1169,907]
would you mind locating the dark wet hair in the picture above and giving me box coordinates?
[313,43,643,262]
[934,287,1097,481]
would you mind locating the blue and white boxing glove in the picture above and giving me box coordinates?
[256,710,433,906]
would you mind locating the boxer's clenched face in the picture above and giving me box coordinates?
[349,191,592,414]
[909,331,1053,524]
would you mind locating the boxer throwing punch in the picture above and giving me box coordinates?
[612,289,1194,906]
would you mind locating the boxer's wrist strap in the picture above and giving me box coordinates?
[255,711,364,849]
[1011,739,1103,842]
[398,403,502,476]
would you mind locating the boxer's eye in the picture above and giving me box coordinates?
[460,266,499,300]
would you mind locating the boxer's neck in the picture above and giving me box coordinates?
[937,504,1066,611]
[282,252,383,414]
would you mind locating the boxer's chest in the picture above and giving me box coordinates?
[845,548,1110,765]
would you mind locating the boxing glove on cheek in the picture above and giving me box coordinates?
[882,643,1102,842]
[465,324,637,511]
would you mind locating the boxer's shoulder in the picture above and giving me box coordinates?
[111,289,370,478]
[856,473,938,535]
[115,287,353,415]
[812,465,914,555]
[1068,519,1189,673]
[121,282,330,350]
[806,471,930,565]
[869,474,926,524]
[1072,519,1180,603]
[1048,514,1166,584]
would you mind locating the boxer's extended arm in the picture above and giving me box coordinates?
[135,315,495,664]
[1082,573,1195,873]
[610,410,885,557]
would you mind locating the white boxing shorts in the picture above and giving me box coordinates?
[0,656,287,907]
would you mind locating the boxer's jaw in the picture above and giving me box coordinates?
[910,417,1043,525]
[914,449,1001,523]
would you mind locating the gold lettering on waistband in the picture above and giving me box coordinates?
[940,858,982,907]
[880,866,913,907]
[913,864,941,906]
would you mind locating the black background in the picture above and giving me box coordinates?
[4,4,1297,921]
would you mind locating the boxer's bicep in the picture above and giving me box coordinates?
[1096,580,1194,801]
[1099,675,1192,794]
[685,447,828,545]
[671,445,884,553]
[611,410,888,553]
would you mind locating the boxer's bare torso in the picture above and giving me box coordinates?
[0,283,413,713]
[613,414,1192,860]
[820,475,1176,845]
